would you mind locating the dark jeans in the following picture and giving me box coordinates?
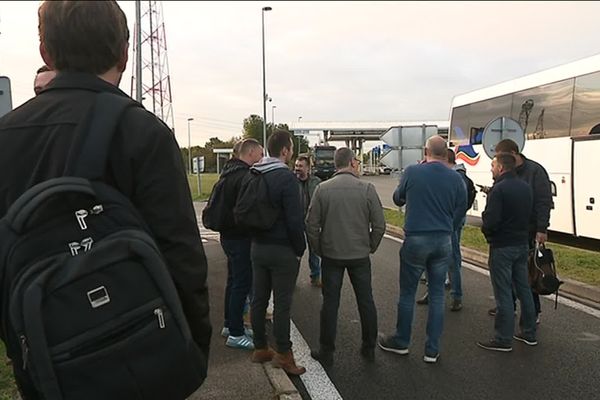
[449,217,465,301]
[489,245,537,345]
[510,235,542,314]
[395,234,452,356]
[221,238,253,336]
[251,243,300,353]
[305,232,321,279]
[320,257,378,352]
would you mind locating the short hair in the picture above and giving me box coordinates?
[495,139,519,154]
[267,129,292,157]
[232,140,243,158]
[239,138,261,156]
[38,1,129,74]
[334,147,354,169]
[447,149,456,164]
[36,65,51,74]
[425,135,447,159]
[495,153,516,172]
[296,154,310,167]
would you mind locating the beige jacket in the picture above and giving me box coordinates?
[306,171,386,260]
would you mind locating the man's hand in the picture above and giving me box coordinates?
[536,232,547,245]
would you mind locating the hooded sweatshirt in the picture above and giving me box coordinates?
[250,157,306,256]
[219,157,252,239]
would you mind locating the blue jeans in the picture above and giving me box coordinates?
[221,238,253,337]
[450,218,465,301]
[306,232,321,279]
[489,245,537,345]
[394,234,452,356]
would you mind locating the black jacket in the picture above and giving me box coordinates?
[481,172,533,248]
[219,157,252,239]
[0,72,211,355]
[250,158,306,257]
[516,155,552,234]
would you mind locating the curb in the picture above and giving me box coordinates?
[263,363,302,400]
[385,225,600,310]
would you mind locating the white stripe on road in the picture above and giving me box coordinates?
[290,320,343,400]
[383,234,600,320]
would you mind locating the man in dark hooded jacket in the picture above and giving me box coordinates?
[218,139,263,350]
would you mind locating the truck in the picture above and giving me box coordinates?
[312,145,336,181]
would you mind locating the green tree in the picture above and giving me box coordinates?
[243,114,264,144]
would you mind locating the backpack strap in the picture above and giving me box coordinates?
[64,92,138,180]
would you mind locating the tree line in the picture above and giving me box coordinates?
[181,114,310,173]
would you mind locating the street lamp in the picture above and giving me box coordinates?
[297,116,303,154]
[187,117,194,174]
[262,6,272,150]
[271,105,277,126]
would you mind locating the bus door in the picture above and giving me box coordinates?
[573,136,600,240]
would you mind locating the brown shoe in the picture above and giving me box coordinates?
[272,350,306,375]
[251,347,275,363]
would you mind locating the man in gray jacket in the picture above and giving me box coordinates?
[306,148,386,365]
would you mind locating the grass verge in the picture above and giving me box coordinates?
[0,341,17,400]
[383,208,600,286]
[188,173,219,201]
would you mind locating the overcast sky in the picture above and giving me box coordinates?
[1,1,600,148]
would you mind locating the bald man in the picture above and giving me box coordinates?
[379,135,467,363]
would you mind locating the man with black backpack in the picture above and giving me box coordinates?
[0,2,210,399]
[203,139,263,350]
[237,130,307,376]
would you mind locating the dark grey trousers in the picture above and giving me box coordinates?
[320,257,378,352]
[250,242,300,353]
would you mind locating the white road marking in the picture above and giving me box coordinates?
[382,234,600,320]
[290,320,343,400]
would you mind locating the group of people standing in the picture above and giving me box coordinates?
[213,130,552,374]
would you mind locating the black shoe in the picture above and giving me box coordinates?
[360,346,375,362]
[513,333,538,346]
[378,335,409,355]
[450,299,463,312]
[416,293,429,305]
[477,340,512,352]
[311,349,334,366]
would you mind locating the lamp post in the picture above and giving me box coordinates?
[271,105,277,126]
[297,116,303,154]
[187,117,194,174]
[262,6,272,149]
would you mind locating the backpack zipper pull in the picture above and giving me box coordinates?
[154,308,165,329]
[20,335,29,370]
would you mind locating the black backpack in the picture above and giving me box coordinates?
[0,93,206,400]
[458,170,476,210]
[528,244,563,308]
[233,169,279,231]
[201,176,228,231]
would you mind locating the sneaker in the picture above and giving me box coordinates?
[310,349,334,366]
[536,313,541,324]
[450,299,463,312]
[423,353,439,363]
[488,308,517,317]
[416,293,429,305]
[226,334,255,350]
[444,279,451,290]
[513,334,538,346]
[222,327,254,338]
[378,335,409,355]
[477,340,512,352]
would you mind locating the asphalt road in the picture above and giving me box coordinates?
[291,236,600,400]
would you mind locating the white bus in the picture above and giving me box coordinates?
[449,54,600,240]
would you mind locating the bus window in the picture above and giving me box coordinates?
[450,105,470,146]
[511,78,573,139]
[572,71,600,137]
[468,95,512,144]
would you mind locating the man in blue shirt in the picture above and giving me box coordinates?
[379,136,467,363]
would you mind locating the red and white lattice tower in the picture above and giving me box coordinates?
[130,0,175,132]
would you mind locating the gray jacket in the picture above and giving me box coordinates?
[306,171,386,260]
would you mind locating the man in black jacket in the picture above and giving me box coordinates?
[0,2,211,397]
[219,139,263,350]
[490,139,552,322]
[249,130,307,376]
[478,153,537,352]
